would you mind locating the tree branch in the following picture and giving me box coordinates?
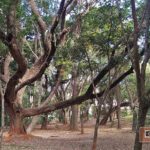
[28,0,47,32]
[0,54,12,82]
[22,67,133,117]
[51,0,66,34]
[86,49,128,94]
[4,0,27,103]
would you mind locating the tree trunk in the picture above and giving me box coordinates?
[41,113,48,129]
[70,65,79,130]
[92,104,101,150]
[27,116,39,134]
[58,109,67,124]
[0,81,4,149]
[8,108,26,134]
[70,105,78,130]
[132,108,138,132]
[80,111,84,134]
[100,106,112,125]
[109,114,112,122]
[115,85,121,129]
[27,80,43,133]
[134,104,148,150]
[62,109,67,124]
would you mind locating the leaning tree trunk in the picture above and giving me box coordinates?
[27,81,43,133]
[27,116,39,134]
[100,106,112,125]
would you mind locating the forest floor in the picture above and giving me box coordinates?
[1,118,150,150]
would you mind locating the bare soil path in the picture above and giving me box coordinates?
[2,120,150,150]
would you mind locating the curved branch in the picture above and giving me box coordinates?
[16,39,56,92]
[4,1,27,103]
[51,0,66,34]
[16,0,70,93]
[28,0,47,32]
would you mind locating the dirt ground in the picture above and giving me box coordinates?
[2,119,150,150]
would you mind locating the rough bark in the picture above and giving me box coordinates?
[70,65,79,130]
[3,0,27,135]
[8,107,26,134]
[70,105,78,130]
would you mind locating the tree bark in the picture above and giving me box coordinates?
[70,65,79,130]
[80,110,84,134]
[130,1,150,150]
[27,116,39,134]
[115,85,121,129]
[92,104,101,150]
[7,106,26,134]
[70,105,78,130]
[100,106,112,125]
[132,108,138,132]
[41,113,48,129]
[134,104,148,150]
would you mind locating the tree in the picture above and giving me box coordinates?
[0,4,148,148]
[130,0,150,150]
[0,0,78,134]
[0,0,102,135]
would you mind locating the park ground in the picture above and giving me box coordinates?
[2,118,150,150]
